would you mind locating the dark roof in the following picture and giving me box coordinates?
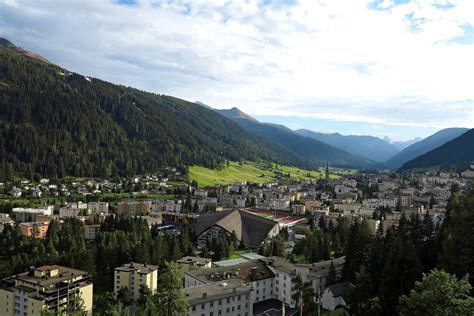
[327,281,350,302]
[253,299,299,316]
[194,209,278,248]
[186,259,275,284]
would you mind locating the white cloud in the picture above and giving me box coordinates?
[0,0,473,130]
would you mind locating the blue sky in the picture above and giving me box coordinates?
[0,0,472,141]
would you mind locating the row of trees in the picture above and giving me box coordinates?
[346,187,474,315]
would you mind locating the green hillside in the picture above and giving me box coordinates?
[189,161,341,187]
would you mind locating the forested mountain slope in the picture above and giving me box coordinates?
[0,39,312,179]
[216,108,377,168]
[385,128,469,168]
[401,129,474,170]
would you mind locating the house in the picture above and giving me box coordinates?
[321,281,350,311]
[0,265,93,315]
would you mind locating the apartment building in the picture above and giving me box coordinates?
[19,222,50,239]
[0,265,93,315]
[87,202,109,214]
[114,262,158,300]
[117,201,152,216]
[83,224,101,240]
[12,207,53,223]
[186,279,254,316]
[184,256,345,314]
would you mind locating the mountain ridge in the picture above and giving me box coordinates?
[401,129,474,170]
[296,128,401,163]
[385,127,470,168]
[215,108,378,168]
[0,38,318,178]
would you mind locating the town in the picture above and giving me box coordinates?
[1,163,473,315]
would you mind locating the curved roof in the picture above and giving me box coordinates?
[194,209,278,248]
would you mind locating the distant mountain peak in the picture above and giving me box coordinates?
[215,107,259,123]
[0,38,52,64]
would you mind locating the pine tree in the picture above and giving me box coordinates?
[156,262,188,316]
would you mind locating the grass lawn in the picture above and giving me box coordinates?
[275,164,341,180]
[188,161,347,187]
[228,250,248,260]
[188,161,276,187]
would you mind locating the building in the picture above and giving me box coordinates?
[0,265,93,315]
[321,282,349,311]
[0,213,14,232]
[117,201,152,216]
[295,256,345,295]
[87,202,109,214]
[12,207,53,223]
[194,209,279,249]
[177,256,212,273]
[114,262,158,301]
[59,207,84,218]
[292,204,305,215]
[19,222,50,239]
[84,225,101,240]
[186,279,254,316]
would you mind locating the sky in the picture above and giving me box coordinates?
[0,0,473,141]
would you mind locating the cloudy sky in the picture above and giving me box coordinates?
[1,0,473,140]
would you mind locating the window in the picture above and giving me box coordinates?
[210,301,214,307]
[238,305,241,310]
[238,295,241,301]
[226,298,230,303]
[218,299,222,305]
[201,303,205,309]
[192,305,196,311]
[226,308,230,313]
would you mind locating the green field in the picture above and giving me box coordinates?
[188,161,344,187]
[189,162,276,187]
[275,164,340,181]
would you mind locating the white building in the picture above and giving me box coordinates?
[321,282,349,311]
[12,207,53,223]
[87,202,109,214]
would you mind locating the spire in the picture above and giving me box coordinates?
[325,161,329,181]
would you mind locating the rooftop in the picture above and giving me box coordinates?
[261,257,297,275]
[185,279,251,305]
[115,262,158,274]
[178,256,212,265]
[187,259,275,284]
[14,265,88,288]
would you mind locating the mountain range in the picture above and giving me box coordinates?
[215,108,376,168]
[0,38,472,178]
[0,39,314,178]
[384,128,469,168]
[401,129,474,170]
[295,129,400,163]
